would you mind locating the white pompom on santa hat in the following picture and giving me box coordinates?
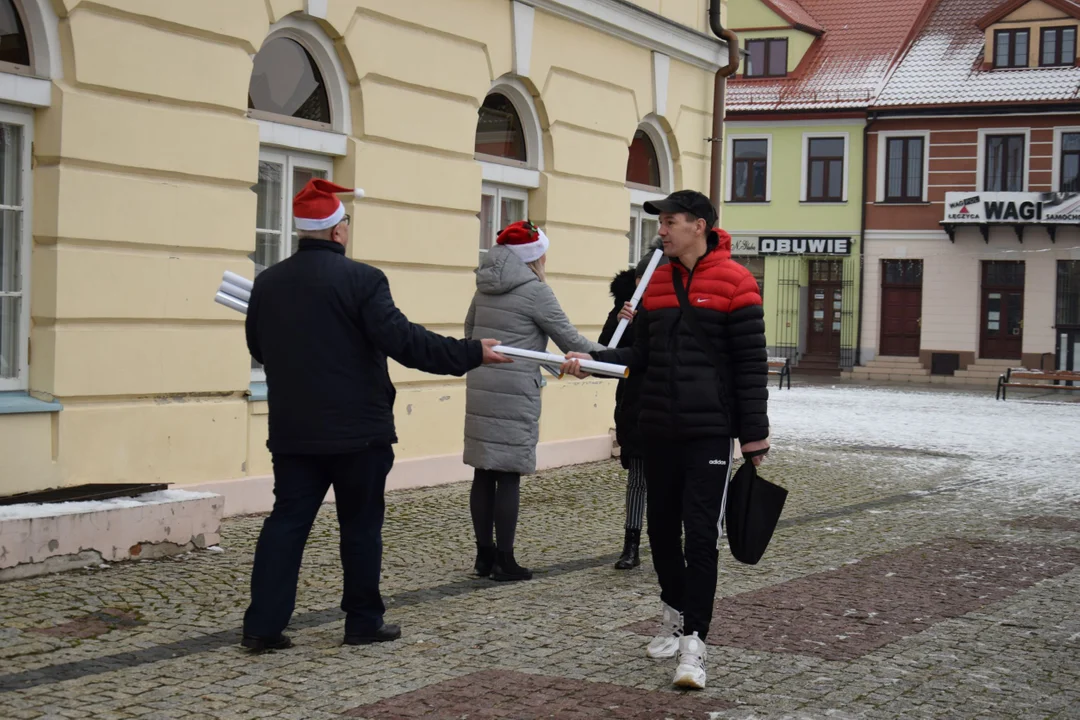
[293,178,365,232]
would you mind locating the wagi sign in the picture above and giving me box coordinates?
[945,192,1080,224]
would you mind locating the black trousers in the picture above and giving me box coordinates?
[242,446,395,639]
[643,437,734,639]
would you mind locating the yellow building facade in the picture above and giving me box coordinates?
[0,0,729,512]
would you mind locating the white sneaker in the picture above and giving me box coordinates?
[646,602,683,658]
[672,632,707,690]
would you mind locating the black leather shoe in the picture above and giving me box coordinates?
[614,528,641,570]
[241,633,293,652]
[343,623,402,645]
[491,549,532,582]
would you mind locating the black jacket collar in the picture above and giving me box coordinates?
[297,238,346,255]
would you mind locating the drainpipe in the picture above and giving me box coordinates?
[708,0,741,211]
[855,112,876,367]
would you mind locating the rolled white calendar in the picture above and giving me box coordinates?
[211,272,629,380]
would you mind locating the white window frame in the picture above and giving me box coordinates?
[251,147,334,382]
[475,76,545,259]
[725,133,773,203]
[875,130,931,203]
[977,127,1031,192]
[1052,126,1080,191]
[628,204,663,268]
[0,104,33,391]
[479,182,529,262]
[800,132,850,203]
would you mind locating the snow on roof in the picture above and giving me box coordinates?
[876,0,1080,107]
[727,0,937,112]
[761,0,824,35]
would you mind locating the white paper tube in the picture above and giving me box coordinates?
[215,291,248,315]
[607,247,663,348]
[223,271,253,293]
[219,281,251,302]
[492,345,628,379]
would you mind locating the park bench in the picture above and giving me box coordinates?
[996,367,1080,400]
[768,356,791,390]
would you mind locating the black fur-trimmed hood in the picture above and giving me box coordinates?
[609,268,637,305]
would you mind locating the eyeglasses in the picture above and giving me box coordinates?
[342,214,351,226]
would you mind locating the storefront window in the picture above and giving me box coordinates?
[1058,260,1080,327]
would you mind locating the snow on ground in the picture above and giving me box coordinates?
[768,384,1080,503]
[0,489,218,521]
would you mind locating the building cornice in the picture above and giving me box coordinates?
[519,0,729,71]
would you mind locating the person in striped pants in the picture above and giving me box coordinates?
[599,245,666,569]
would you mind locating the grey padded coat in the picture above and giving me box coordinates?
[463,245,604,474]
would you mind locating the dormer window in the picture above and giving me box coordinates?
[1041,26,1077,66]
[745,39,788,78]
[994,28,1029,68]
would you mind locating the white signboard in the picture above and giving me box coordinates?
[758,237,852,255]
[730,237,759,256]
[944,192,1080,224]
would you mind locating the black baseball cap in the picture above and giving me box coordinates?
[643,190,717,229]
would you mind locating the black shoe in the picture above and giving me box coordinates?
[491,549,532,582]
[241,633,293,652]
[614,528,641,570]
[474,543,496,577]
[343,623,402,645]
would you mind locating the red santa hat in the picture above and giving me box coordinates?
[496,220,550,263]
[293,179,365,232]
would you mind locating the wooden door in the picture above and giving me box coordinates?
[980,261,1024,360]
[879,260,923,357]
[807,260,843,358]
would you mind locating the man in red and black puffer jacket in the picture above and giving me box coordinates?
[562,190,770,691]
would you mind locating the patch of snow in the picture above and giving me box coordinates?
[0,489,218,521]
[206,546,225,553]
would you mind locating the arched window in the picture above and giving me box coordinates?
[248,18,351,383]
[475,93,527,163]
[248,37,332,128]
[475,79,544,259]
[0,0,29,69]
[626,119,673,267]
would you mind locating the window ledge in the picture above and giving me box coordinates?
[0,392,63,415]
[726,200,772,205]
[257,119,348,157]
[877,201,931,206]
[801,201,848,206]
[0,71,51,108]
[480,161,541,189]
[248,382,268,402]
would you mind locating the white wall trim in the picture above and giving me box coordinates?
[480,161,542,188]
[259,15,353,136]
[485,75,545,173]
[191,435,614,517]
[512,1,536,78]
[1052,125,1080,191]
[0,71,50,108]
[864,230,950,241]
[519,0,728,71]
[636,114,674,193]
[652,52,670,117]
[976,127,1031,192]
[257,119,348,156]
[17,0,62,81]
[725,133,772,202]
[304,0,328,19]
[725,118,867,128]
[730,229,862,238]
[875,130,931,203]
[629,187,667,207]
[800,131,850,203]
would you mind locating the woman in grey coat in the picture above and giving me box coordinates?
[464,221,604,581]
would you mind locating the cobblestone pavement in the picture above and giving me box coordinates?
[1,383,1079,719]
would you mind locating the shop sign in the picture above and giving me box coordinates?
[730,237,759,255]
[758,237,852,255]
[944,192,1080,224]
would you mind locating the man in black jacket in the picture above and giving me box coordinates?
[242,179,509,651]
[563,190,770,690]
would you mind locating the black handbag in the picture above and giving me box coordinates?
[670,268,787,565]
